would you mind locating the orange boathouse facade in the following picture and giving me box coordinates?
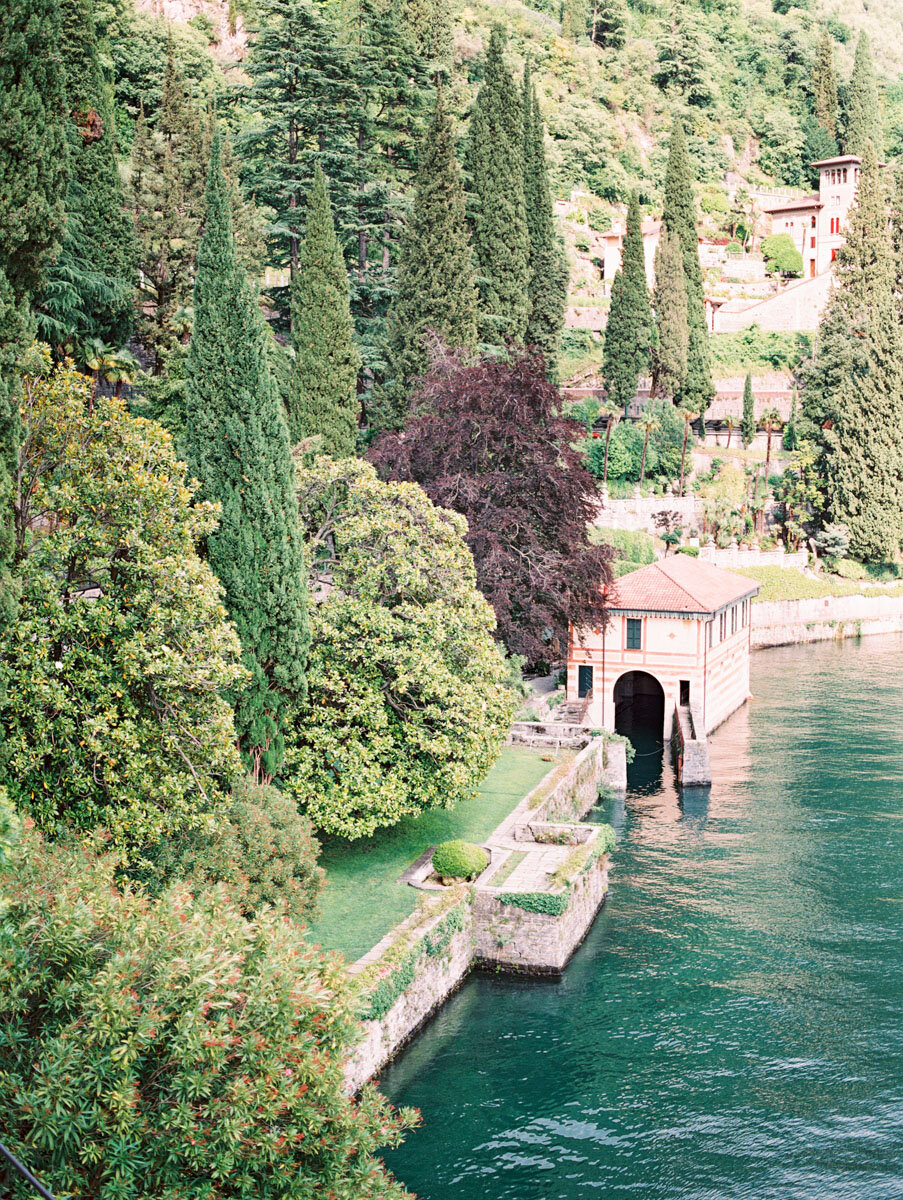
[567,556,760,738]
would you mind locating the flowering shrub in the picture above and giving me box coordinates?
[0,830,418,1199]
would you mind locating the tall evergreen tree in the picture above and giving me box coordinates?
[561,0,587,39]
[844,31,882,158]
[591,0,627,49]
[661,118,713,413]
[651,226,688,400]
[0,0,69,619]
[813,28,838,138]
[290,165,360,454]
[39,0,135,350]
[185,134,310,782]
[805,141,903,561]
[522,65,568,364]
[382,89,477,425]
[465,28,531,345]
[603,191,655,411]
[741,373,755,448]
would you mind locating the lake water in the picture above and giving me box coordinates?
[381,636,903,1200]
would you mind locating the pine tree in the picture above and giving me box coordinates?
[813,28,838,138]
[290,165,361,454]
[40,0,135,349]
[561,0,587,40]
[806,142,903,560]
[0,0,68,620]
[522,66,568,364]
[844,31,882,158]
[465,28,531,345]
[661,118,713,413]
[382,90,477,424]
[603,191,655,411]
[185,134,310,782]
[651,226,688,400]
[591,0,627,49]
[741,373,755,448]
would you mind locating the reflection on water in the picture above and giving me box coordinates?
[381,635,903,1200]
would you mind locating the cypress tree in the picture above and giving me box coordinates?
[185,134,310,782]
[661,118,713,413]
[741,373,755,448]
[465,28,531,345]
[41,0,135,349]
[591,0,627,49]
[561,0,587,39]
[844,31,882,158]
[603,191,655,411]
[806,142,903,560]
[0,0,68,618]
[383,90,478,422]
[651,226,688,400]
[813,28,838,138]
[289,165,360,455]
[783,389,799,451]
[522,65,568,364]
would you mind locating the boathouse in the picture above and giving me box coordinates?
[567,556,760,738]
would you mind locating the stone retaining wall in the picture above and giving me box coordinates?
[473,856,610,974]
[752,593,903,648]
[343,738,625,1093]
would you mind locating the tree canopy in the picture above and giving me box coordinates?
[288,456,513,838]
[370,348,612,665]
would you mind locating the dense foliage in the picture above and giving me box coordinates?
[2,355,244,856]
[0,830,417,1199]
[289,456,514,838]
[371,349,612,665]
[603,190,654,409]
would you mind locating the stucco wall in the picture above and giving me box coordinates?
[752,593,903,647]
[712,272,831,333]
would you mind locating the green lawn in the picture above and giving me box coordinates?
[304,747,558,962]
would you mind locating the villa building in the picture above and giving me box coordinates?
[761,155,864,278]
[567,556,760,739]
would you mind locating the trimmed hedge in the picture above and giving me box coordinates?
[432,840,488,880]
[497,891,570,916]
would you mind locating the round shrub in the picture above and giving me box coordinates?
[432,840,488,881]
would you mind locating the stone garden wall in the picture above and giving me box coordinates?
[752,593,903,648]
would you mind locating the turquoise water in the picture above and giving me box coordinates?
[381,636,903,1199]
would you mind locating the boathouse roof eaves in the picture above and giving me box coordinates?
[607,557,760,616]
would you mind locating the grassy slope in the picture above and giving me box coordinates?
[738,566,903,602]
[305,746,558,961]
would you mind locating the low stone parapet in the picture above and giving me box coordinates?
[752,593,903,648]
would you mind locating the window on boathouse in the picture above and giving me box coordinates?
[626,618,642,650]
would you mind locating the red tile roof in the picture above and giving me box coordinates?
[607,557,760,616]
[761,195,821,213]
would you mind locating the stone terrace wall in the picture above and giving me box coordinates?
[473,855,610,974]
[344,902,474,1094]
[752,593,903,648]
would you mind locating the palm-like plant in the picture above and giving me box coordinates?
[600,401,621,491]
[638,413,659,486]
[761,406,782,475]
[725,413,735,449]
[678,406,699,497]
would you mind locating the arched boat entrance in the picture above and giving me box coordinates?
[613,670,666,740]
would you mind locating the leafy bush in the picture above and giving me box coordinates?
[152,778,325,922]
[0,831,417,1199]
[432,840,489,880]
[677,545,700,556]
[761,232,803,277]
[710,327,812,374]
[1,360,244,862]
[596,824,617,854]
[815,522,851,559]
[828,558,868,581]
[289,458,514,838]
